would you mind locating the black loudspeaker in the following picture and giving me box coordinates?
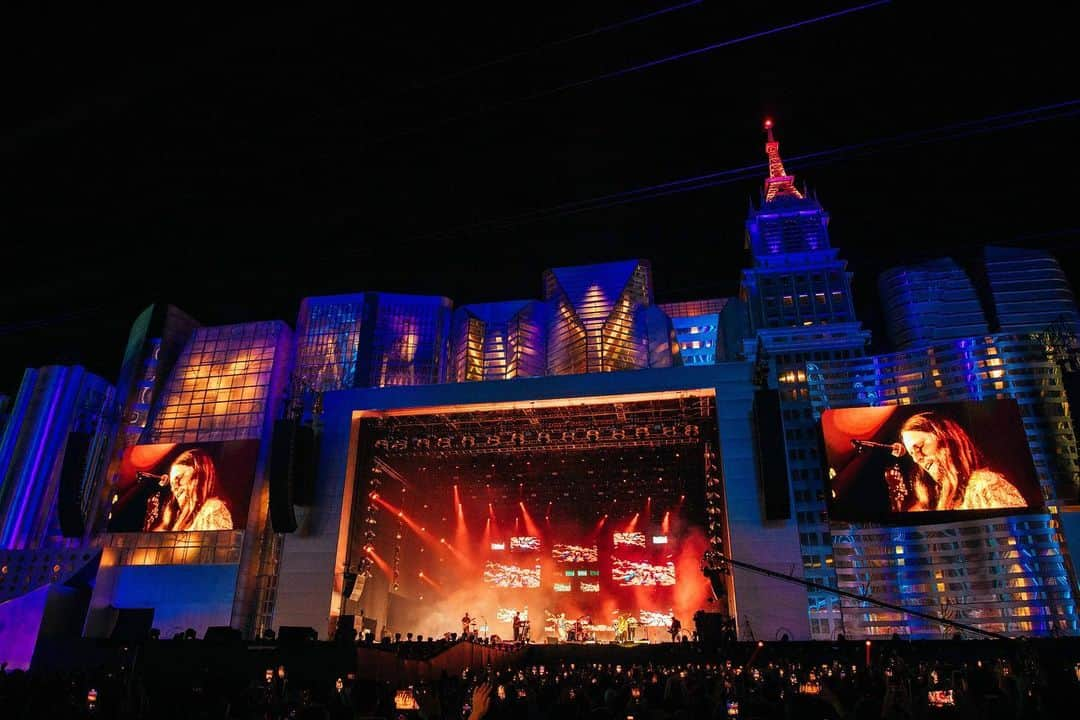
[692,611,728,646]
[293,423,316,506]
[58,431,92,537]
[334,615,357,642]
[1064,371,1080,503]
[203,625,243,645]
[278,625,318,643]
[110,608,155,642]
[753,389,791,520]
[269,419,300,533]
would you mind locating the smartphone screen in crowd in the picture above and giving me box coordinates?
[394,688,419,711]
[927,689,955,708]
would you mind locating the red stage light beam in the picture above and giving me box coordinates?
[518,501,541,537]
[418,571,443,592]
[439,538,469,565]
[587,514,608,541]
[453,485,469,554]
[372,495,440,550]
[366,548,393,578]
[625,512,640,533]
[662,510,671,535]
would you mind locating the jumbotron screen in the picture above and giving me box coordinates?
[108,440,258,532]
[821,399,1042,521]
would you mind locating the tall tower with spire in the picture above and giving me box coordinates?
[740,120,870,639]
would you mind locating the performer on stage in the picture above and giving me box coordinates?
[512,611,523,642]
[616,614,629,643]
[668,615,682,642]
[627,615,637,642]
[555,613,568,642]
[462,612,472,638]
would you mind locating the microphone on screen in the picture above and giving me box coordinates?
[135,471,169,485]
[851,439,906,457]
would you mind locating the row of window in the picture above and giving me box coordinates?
[797,510,829,525]
[802,554,836,569]
[682,354,716,365]
[793,490,826,505]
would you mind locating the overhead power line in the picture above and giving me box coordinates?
[365,0,893,147]
[409,1,705,90]
[408,98,1080,243]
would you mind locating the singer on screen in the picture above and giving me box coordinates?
[144,448,234,531]
[896,411,1025,512]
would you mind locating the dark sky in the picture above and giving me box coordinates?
[4,1,1079,394]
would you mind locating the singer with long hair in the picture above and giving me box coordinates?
[898,411,1026,511]
[143,448,234,531]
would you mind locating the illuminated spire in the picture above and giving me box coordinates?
[762,118,803,203]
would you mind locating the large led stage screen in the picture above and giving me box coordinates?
[821,399,1042,522]
[108,441,259,532]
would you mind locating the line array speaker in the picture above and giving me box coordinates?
[269,419,300,533]
[753,389,791,520]
[58,431,92,537]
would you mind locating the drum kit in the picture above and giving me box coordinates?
[471,617,490,639]
[566,617,596,642]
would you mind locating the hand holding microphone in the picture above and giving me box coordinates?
[851,439,906,457]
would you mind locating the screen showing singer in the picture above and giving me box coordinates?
[821,400,1041,521]
[107,441,259,532]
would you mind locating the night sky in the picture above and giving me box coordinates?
[4,1,1079,394]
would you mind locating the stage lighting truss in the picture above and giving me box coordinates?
[368,395,716,457]
[354,461,383,580]
[702,443,726,597]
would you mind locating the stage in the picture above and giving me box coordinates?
[345,392,720,644]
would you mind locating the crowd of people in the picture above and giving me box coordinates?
[2,636,1079,719]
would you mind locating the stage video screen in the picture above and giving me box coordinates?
[510,536,541,552]
[612,558,676,586]
[821,399,1042,521]
[483,562,541,588]
[108,440,258,532]
[551,544,598,563]
[613,532,647,549]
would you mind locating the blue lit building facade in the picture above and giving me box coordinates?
[808,334,1079,636]
[0,366,115,550]
[0,366,115,668]
[660,298,727,367]
[739,122,871,638]
[1,125,1078,659]
[879,245,1080,352]
[449,300,548,382]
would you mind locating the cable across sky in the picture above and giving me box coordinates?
[364,0,894,148]
[409,98,1080,242]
